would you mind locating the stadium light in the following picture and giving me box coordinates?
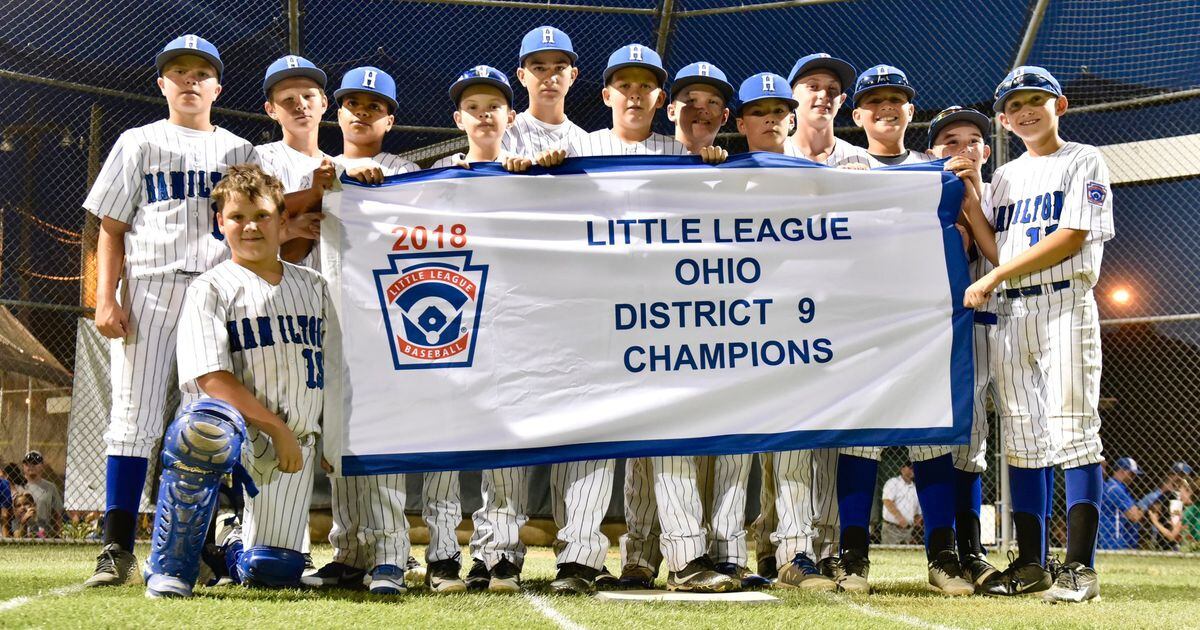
[1111,287,1132,305]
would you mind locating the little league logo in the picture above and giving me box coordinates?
[373,252,488,370]
[1086,180,1108,205]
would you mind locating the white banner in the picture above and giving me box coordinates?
[322,154,973,475]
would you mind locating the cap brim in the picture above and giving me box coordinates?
[519,46,578,65]
[928,110,991,148]
[264,68,328,97]
[333,87,399,113]
[993,86,1060,112]
[736,95,800,115]
[449,78,514,106]
[603,62,668,86]
[853,83,915,106]
[790,59,856,92]
[156,49,224,80]
[670,76,734,103]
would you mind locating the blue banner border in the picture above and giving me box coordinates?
[339,154,975,474]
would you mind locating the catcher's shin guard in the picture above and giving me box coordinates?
[145,399,248,590]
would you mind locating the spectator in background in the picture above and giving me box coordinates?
[1138,462,1194,512]
[1099,457,1144,549]
[12,492,42,538]
[880,461,922,544]
[1183,484,1200,545]
[20,451,63,537]
[0,461,13,537]
[1148,479,1192,551]
[4,462,25,489]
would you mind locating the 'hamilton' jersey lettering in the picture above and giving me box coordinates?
[502,111,589,158]
[177,260,331,438]
[565,129,688,157]
[988,142,1114,289]
[83,120,256,278]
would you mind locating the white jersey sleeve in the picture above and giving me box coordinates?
[989,142,1113,289]
[84,130,144,224]
[502,112,589,158]
[255,141,328,193]
[824,138,872,168]
[334,152,420,178]
[177,261,329,437]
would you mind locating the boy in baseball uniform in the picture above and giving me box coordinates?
[83,34,256,588]
[616,61,738,595]
[503,26,590,159]
[963,66,1112,603]
[302,66,420,595]
[929,105,1003,590]
[734,72,839,591]
[419,66,531,595]
[850,65,933,168]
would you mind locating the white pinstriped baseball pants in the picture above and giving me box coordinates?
[697,454,752,567]
[755,449,840,564]
[551,459,614,570]
[469,467,529,569]
[328,473,409,570]
[622,456,708,573]
[242,436,315,552]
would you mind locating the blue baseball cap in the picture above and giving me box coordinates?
[519,26,577,65]
[853,64,915,106]
[155,34,223,80]
[1172,462,1195,475]
[928,106,991,148]
[736,72,798,115]
[671,62,734,102]
[993,66,1063,112]
[1114,457,1140,475]
[787,53,856,92]
[334,66,398,113]
[262,55,327,98]
[603,44,667,86]
[449,65,514,106]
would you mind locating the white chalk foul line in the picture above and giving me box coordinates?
[0,583,85,613]
[524,592,588,630]
[844,599,969,630]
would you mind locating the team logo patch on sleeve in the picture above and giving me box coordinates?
[1086,181,1107,205]
[373,251,488,369]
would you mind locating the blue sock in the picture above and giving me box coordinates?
[103,455,148,550]
[1009,465,1048,565]
[913,455,956,558]
[1064,463,1103,567]
[954,468,983,557]
[837,454,878,554]
[1044,467,1056,561]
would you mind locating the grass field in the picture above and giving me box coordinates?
[2,544,1197,629]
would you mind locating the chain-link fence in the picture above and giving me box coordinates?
[1,0,1197,553]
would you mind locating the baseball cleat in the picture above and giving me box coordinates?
[594,565,620,589]
[145,574,192,599]
[817,556,846,583]
[777,553,837,591]
[550,563,599,595]
[980,561,1052,597]
[714,562,772,589]
[756,556,778,581]
[961,553,999,588]
[487,558,522,593]
[927,550,974,596]
[404,555,426,586]
[300,561,367,588]
[85,543,138,588]
[1042,562,1100,603]
[666,556,739,593]
[837,551,871,594]
[301,553,317,578]
[465,558,490,591]
[369,564,407,595]
[617,564,655,590]
[425,559,467,593]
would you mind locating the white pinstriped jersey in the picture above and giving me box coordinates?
[502,111,589,157]
[83,120,256,278]
[989,142,1113,289]
[973,183,998,314]
[565,129,688,157]
[177,260,330,438]
[865,148,934,168]
[255,141,329,193]
[333,152,420,177]
[785,137,872,167]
